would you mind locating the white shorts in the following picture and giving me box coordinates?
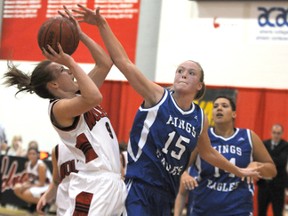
[56,171,127,216]
[29,185,50,198]
[56,177,71,216]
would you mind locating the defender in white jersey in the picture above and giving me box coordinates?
[73,5,264,215]
[5,6,126,216]
[174,96,276,216]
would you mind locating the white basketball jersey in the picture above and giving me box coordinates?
[49,101,121,175]
[26,160,52,184]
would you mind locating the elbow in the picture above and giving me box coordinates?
[269,163,277,178]
[262,163,277,179]
[82,90,103,108]
[91,93,103,106]
[96,93,103,105]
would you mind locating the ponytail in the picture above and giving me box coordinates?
[3,60,55,99]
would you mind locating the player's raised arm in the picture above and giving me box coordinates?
[73,5,164,107]
[59,6,113,88]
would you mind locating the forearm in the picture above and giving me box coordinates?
[174,193,186,216]
[79,31,112,69]
[70,63,102,102]
[44,183,58,202]
[79,32,112,87]
[97,20,131,69]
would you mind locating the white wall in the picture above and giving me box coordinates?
[155,1,288,89]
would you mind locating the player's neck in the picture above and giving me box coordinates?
[214,125,235,138]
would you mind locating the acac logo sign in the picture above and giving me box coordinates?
[258,7,288,27]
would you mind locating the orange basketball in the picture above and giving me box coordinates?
[37,17,79,55]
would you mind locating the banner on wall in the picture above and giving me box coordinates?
[249,5,288,43]
[0,0,140,63]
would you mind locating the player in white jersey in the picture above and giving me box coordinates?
[13,147,52,205]
[72,5,263,215]
[174,96,276,216]
[5,6,126,216]
[37,143,74,215]
[39,142,126,216]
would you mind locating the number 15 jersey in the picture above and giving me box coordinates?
[126,89,204,198]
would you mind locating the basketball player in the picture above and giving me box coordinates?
[13,147,52,207]
[72,5,262,215]
[174,96,276,216]
[4,7,126,215]
[36,143,76,215]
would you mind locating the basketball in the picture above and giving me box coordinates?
[37,16,79,55]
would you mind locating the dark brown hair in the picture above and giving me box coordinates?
[213,95,236,111]
[3,60,56,99]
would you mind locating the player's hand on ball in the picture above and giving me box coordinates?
[42,43,75,68]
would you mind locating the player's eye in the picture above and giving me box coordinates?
[189,70,195,75]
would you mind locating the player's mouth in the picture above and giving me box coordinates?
[216,113,223,117]
[179,81,187,84]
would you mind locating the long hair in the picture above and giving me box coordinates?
[3,60,56,99]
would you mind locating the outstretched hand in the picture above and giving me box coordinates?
[72,4,105,26]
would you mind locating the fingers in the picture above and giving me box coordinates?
[47,44,58,55]
[96,7,100,15]
[72,8,86,15]
[74,4,98,15]
[57,42,64,54]
[42,47,52,58]
[36,200,45,214]
[42,44,62,59]
[77,4,92,12]
[63,5,73,18]
[58,10,68,19]
[245,176,253,184]
[184,180,198,190]
[182,176,198,190]
[240,167,262,179]
[73,15,85,23]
